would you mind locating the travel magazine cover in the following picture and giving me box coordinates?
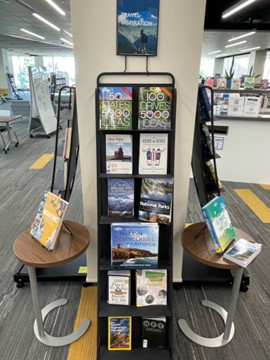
[136,269,167,306]
[108,316,132,350]
[117,0,160,56]
[223,238,262,268]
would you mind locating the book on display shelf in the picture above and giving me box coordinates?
[30,191,69,250]
[136,269,167,307]
[110,222,159,268]
[139,177,173,224]
[108,316,132,351]
[223,238,262,268]
[106,134,132,174]
[142,316,166,349]
[138,133,168,175]
[107,178,134,218]
[138,86,173,130]
[201,195,235,254]
[107,270,131,305]
[99,86,132,130]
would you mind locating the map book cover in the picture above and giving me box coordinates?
[139,178,173,224]
[223,238,262,268]
[106,134,132,174]
[108,270,131,305]
[136,269,167,306]
[138,86,172,130]
[108,316,132,350]
[138,133,168,175]
[107,178,134,217]
[117,0,160,56]
[201,195,236,254]
[142,317,166,349]
[111,222,159,268]
[99,86,132,130]
[30,191,69,250]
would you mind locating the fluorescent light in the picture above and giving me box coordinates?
[228,31,256,42]
[222,0,257,19]
[225,40,247,48]
[215,53,228,58]
[21,28,45,40]
[208,50,222,55]
[240,46,261,52]
[63,30,73,38]
[33,13,60,31]
[45,0,65,16]
[60,37,73,46]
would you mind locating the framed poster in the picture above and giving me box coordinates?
[117,0,160,56]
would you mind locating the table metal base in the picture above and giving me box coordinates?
[178,300,235,347]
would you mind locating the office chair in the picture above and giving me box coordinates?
[0,110,19,151]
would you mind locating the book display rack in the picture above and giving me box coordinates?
[96,72,176,359]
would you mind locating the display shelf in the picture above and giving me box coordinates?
[100,346,171,360]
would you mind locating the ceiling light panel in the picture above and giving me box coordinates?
[222,0,257,19]
[45,0,65,16]
[21,28,45,39]
[32,12,60,31]
[240,46,261,52]
[228,31,256,42]
[208,50,221,54]
[60,37,73,46]
[225,40,247,48]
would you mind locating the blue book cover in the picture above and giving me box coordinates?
[107,179,134,217]
[201,195,236,254]
[117,0,159,56]
[111,222,159,268]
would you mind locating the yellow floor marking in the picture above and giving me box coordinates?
[260,184,270,190]
[67,286,97,360]
[29,154,54,169]
[234,189,270,223]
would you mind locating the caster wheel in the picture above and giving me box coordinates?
[15,143,19,147]
[30,134,33,138]
[16,282,24,288]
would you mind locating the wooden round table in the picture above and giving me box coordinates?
[178,222,255,348]
[13,220,90,347]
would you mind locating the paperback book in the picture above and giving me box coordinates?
[136,269,167,306]
[139,177,173,224]
[108,270,131,305]
[138,86,173,130]
[111,222,159,268]
[138,133,168,175]
[223,238,262,268]
[142,317,166,349]
[201,195,235,254]
[30,191,69,250]
[107,178,134,217]
[99,86,132,130]
[106,134,132,174]
[108,316,132,350]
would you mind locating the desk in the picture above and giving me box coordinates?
[0,115,21,153]
[178,222,254,347]
[13,220,91,346]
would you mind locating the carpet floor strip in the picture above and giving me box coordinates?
[29,153,54,169]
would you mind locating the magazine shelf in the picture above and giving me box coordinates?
[96,73,176,359]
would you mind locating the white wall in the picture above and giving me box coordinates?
[70,0,206,282]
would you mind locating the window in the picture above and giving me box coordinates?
[223,54,249,78]
[11,56,35,89]
[43,56,75,86]
[263,51,270,80]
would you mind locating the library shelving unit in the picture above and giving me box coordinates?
[96,72,176,359]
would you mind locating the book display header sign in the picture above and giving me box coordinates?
[117,0,160,56]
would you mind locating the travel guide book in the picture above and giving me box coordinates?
[139,177,173,224]
[223,238,262,268]
[108,270,131,305]
[136,269,167,306]
[107,178,134,218]
[30,191,69,250]
[117,0,160,56]
[142,317,166,349]
[108,316,132,350]
[138,133,168,175]
[111,222,159,268]
[201,195,235,254]
[138,86,173,130]
[99,86,132,130]
[106,134,132,174]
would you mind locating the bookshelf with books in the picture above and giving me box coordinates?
[96,73,176,359]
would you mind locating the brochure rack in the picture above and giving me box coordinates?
[96,71,176,359]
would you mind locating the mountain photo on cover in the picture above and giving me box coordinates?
[117,0,159,56]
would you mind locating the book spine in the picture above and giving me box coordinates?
[201,208,220,251]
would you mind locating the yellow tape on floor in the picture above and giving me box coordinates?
[29,154,54,169]
[67,286,97,360]
[234,189,270,223]
[261,184,270,190]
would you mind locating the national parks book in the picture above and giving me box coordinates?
[201,195,235,254]
[106,134,132,174]
[223,238,262,268]
[107,178,134,217]
[111,222,159,268]
[136,269,167,307]
[99,86,132,130]
[108,316,132,351]
[138,86,173,130]
[30,191,69,250]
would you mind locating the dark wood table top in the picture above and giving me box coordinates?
[13,220,90,268]
[182,222,255,270]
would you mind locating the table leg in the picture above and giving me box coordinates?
[27,266,91,347]
[178,267,243,347]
